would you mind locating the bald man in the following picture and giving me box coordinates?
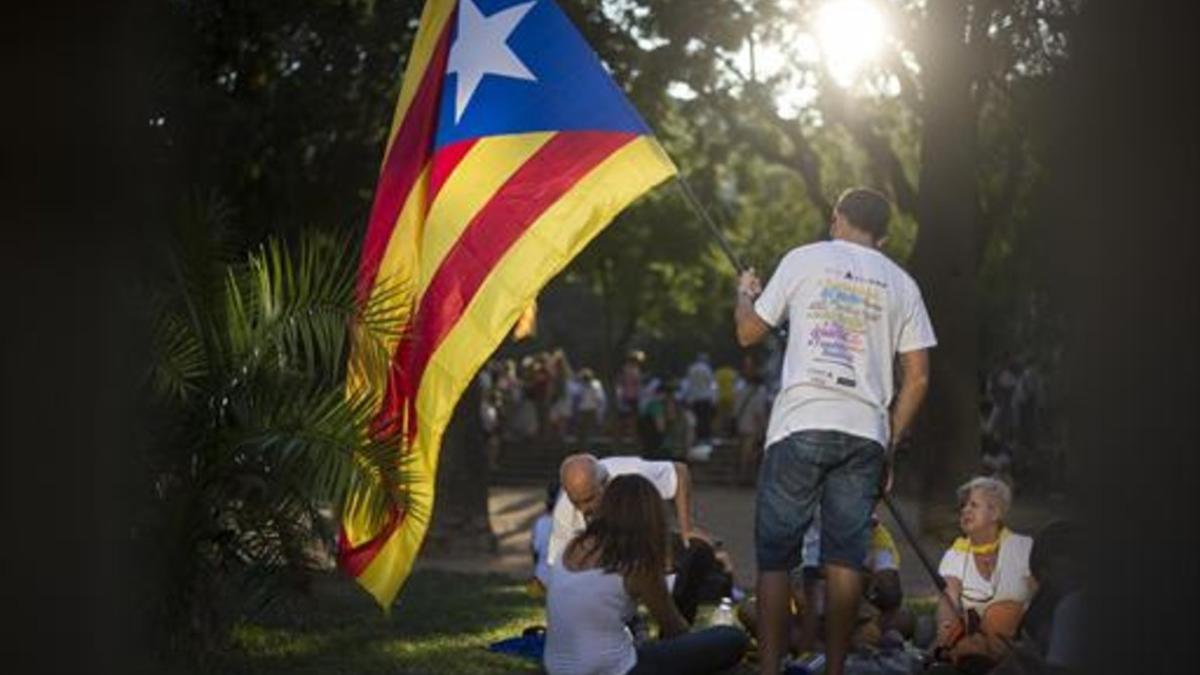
[546,453,694,568]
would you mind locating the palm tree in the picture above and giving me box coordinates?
[143,194,411,654]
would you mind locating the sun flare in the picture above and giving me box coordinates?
[815,0,887,85]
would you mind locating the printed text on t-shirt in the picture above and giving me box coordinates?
[804,270,886,387]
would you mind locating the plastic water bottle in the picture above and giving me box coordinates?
[783,652,826,675]
[709,597,735,626]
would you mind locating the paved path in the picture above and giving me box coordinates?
[419,484,1069,600]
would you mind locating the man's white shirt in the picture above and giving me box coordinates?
[545,457,678,567]
[754,240,937,447]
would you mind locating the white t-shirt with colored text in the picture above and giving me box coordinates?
[754,240,937,447]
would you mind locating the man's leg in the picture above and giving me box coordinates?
[754,433,823,674]
[818,435,886,675]
[795,569,822,654]
[757,570,791,673]
[823,563,865,675]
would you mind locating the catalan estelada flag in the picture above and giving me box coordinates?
[338,0,676,609]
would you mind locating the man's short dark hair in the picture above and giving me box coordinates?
[835,188,891,241]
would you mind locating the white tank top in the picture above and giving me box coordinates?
[544,564,638,675]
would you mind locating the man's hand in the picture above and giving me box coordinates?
[735,269,770,347]
[737,268,762,298]
[880,456,894,497]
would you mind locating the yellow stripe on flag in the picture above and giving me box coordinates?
[418,132,555,296]
[363,165,431,358]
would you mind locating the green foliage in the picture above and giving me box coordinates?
[152,0,425,238]
[142,195,411,655]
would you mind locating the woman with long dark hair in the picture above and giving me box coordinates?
[544,474,747,675]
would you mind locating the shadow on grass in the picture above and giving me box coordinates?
[494,510,542,544]
[209,570,545,674]
[491,491,543,517]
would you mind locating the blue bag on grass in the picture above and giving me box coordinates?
[487,626,546,662]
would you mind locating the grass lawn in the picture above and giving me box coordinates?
[213,570,546,674]
[207,569,939,674]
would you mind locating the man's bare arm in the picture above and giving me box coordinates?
[880,349,930,495]
[734,269,769,347]
[672,462,693,544]
[890,349,930,450]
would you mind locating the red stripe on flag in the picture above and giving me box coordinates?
[337,506,404,578]
[387,132,636,433]
[356,19,454,305]
[428,139,477,205]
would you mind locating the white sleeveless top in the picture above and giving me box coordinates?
[544,564,638,675]
[937,531,1034,613]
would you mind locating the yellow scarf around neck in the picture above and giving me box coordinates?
[951,527,1011,555]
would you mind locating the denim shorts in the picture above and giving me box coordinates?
[755,430,885,572]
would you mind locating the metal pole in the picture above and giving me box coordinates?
[881,493,945,592]
[673,175,745,273]
[675,174,789,341]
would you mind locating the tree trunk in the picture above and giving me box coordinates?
[906,0,983,532]
[423,379,498,555]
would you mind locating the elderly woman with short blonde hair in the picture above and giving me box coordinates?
[933,476,1034,670]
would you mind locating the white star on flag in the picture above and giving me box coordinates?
[446,0,538,123]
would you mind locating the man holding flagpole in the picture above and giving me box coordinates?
[735,188,936,675]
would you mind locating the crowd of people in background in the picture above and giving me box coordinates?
[477,348,776,480]
[478,345,1062,494]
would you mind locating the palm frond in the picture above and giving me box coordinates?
[151,312,208,403]
[146,216,422,643]
[215,372,418,527]
[222,232,410,387]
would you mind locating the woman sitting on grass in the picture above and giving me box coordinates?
[544,474,747,675]
[932,476,1034,674]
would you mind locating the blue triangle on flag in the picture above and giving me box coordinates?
[435,0,652,149]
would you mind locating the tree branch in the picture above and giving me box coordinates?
[819,81,918,218]
[883,44,924,114]
[704,87,833,218]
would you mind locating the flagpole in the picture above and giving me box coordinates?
[674,173,793,345]
[672,175,745,273]
[881,493,947,594]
